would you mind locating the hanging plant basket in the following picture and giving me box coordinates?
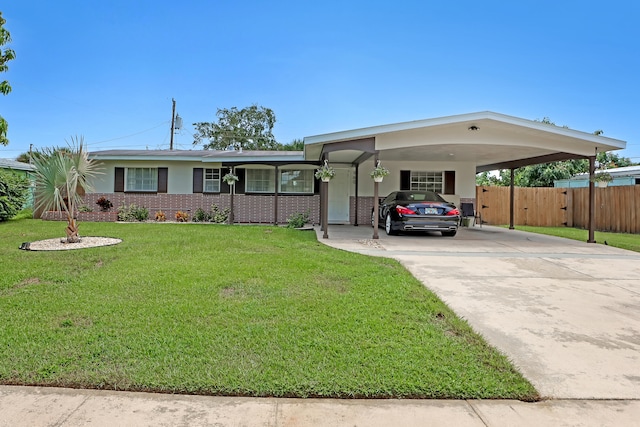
[315,160,336,182]
[370,161,390,182]
[590,171,612,188]
[222,170,239,185]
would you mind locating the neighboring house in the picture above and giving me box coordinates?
[554,165,640,188]
[0,158,36,208]
[86,112,626,225]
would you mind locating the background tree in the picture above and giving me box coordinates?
[16,152,31,163]
[476,170,512,186]
[278,138,304,151]
[0,11,16,146]
[0,169,29,221]
[33,137,102,243]
[193,105,278,150]
[477,153,636,187]
[16,146,70,164]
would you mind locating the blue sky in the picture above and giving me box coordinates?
[2,0,639,162]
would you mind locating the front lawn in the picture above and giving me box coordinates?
[510,225,640,253]
[0,219,538,400]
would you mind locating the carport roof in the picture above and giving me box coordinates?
[303,111,627,172]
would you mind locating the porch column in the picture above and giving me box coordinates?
[322,180,329,238]
[588,155,596,243]
[372,153,380,239]
[322,155,329,239]
[509,168,515,230]
[354,163,359,226]
[273,165,279,225]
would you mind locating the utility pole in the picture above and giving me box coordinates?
[170,98,176,150]
[29,144,33,164]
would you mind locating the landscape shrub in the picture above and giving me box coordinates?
[175,211,189,222]
[286,211,310,228]
[192,207,211,223]
[0,170,29,221]
[210,204,230,223]
[95,196,113,211]
[117,204,149,222]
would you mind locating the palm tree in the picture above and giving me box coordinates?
[33,136,101,243]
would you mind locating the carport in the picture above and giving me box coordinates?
[303,111,626,242]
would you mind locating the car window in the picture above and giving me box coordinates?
[403,192,445,202]
[384,193,396,204]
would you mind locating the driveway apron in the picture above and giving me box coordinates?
[316,225,640,399]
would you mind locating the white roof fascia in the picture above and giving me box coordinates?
[303,111,626,150]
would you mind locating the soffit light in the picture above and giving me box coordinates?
[468,125,479,131]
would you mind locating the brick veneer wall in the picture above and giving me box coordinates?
[80,193,320,224]
[41,211,118,222]
[350,196,375,226]
[45,193,470,225]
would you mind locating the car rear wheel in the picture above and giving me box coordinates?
[442,230,457,237]
[385,214,397,235]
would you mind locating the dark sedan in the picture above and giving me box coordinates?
[372,191,460,236]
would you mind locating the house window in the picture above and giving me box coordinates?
[410,171,443,193]
[126,168,157,192]
[246,169,275,193]
[279,169,313,193]
[204,168,220,192]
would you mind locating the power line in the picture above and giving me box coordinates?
[86,121,170,146]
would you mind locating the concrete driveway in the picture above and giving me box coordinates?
[317,225,640,400]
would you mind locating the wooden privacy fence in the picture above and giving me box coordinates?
[476,185,640,234]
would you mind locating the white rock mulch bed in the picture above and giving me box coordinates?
[22,237,122,251]
[357,239,385,250]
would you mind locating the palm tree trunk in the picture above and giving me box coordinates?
[65,217,80,243]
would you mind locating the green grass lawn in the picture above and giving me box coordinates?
[0,219,538,400]
[509,225,640,253]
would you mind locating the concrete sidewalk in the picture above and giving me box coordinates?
[2,385,640,427]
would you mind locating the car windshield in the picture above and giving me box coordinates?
[397,191,444,202]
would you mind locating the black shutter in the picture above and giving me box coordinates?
[400,170,410,190]
[114,168,124,192]
[158,168,168,193]
[235,168,246,194]
[444,171,455,194]
[314,175,320,194]
[193,168,203,193]
[220,168,229,193]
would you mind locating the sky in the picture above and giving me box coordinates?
[1,0,639,162]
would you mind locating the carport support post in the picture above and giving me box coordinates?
[588,155,596,243]
[322,179,329,239]
[372,153,380,239]
[509,168,515,230]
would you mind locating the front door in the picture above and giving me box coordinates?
[328,168,350,224]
